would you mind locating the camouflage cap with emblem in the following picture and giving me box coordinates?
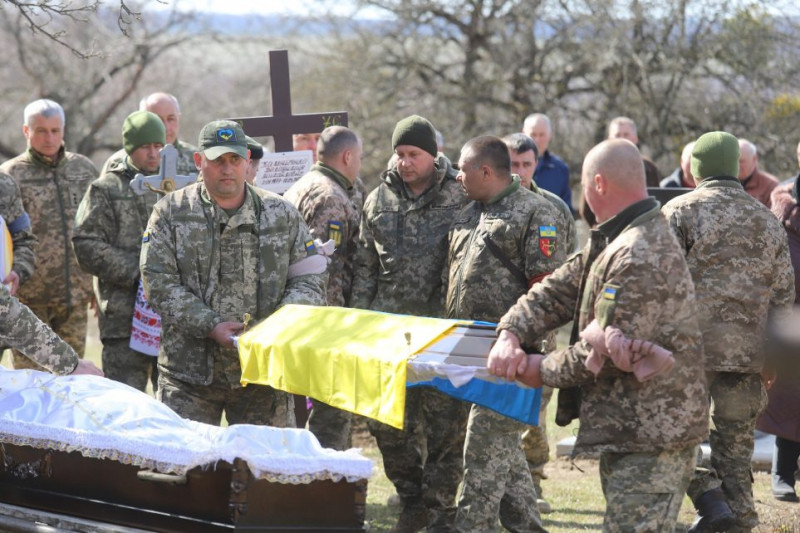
[198,120,248,160]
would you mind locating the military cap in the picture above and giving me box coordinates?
[198,120,248,160]
[691,131,740,180]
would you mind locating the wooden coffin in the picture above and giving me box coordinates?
[0,443,366,532]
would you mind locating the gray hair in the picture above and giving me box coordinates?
[24,99,65,126]
[139,92,181,113]
[522,113,551,133]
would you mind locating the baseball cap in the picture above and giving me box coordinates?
[198,120,248,160]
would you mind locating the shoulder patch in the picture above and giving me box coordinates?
[142,230,150,243]
[602,285,618,301]
[327,220,343,247]
[305,239,316,253]
[538,225,557,257]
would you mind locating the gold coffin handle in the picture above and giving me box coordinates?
[136,469,188,485]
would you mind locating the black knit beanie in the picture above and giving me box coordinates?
[391,115,437,157]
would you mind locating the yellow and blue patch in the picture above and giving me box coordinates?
[305,239,316,253]
[603,286,618,300]
[328,220,343,247]
[141,230,150,243]
[538,225,557,257]
[216,128,236,142]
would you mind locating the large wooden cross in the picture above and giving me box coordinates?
[229,50,348,153]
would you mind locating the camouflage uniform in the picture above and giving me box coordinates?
[2,147,96,369]
[140,181,326,426]
[662,177,794,528]
[499,198,709,531]
[100,140,197,177]
[352,154,468,531]
[446,178,562,533]
[284,162,362,450]
[0,172,36,284]
[0,283,79,374]
[73,157,160,391]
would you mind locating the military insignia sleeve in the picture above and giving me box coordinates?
[0,174,36,284]
[278,205,327,308]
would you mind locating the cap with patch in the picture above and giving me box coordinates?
[198,120,248,160]
[691,131,740,180]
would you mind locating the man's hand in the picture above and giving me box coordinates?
[516,354,545,388]
[70,360,104,376]
[209,321,244,350]
[487,329,528,381]
[2,270,20,296]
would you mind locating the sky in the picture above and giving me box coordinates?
[149,0,371,18]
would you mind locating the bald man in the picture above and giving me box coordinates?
[660,141,696,188]
[737,138,780,208]
[101,92,197,176]
[488,139,709,532]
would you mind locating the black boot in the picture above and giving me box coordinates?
[687,488,736,533]
[772,437,800,502]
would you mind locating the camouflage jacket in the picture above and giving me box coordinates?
[351,154,466,317]
[0,283,78,374]
[284,162,362,307]
[446,178,564,325]
[662,177,794,372]
[529,178,577,254]
[0,147,96,308]
[73,157,160,340]
[100,139,198,177]
[0,172,36,284]
[140,181,326,385]
[498,199,709,454]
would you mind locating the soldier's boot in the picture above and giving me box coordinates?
[687,488,736,533]
[390,499,427,533]
[772,443,799,502]
[531,474,552,514]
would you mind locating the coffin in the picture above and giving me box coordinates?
[0,369,372,532]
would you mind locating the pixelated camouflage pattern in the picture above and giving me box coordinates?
[662,177,794,372]
[0,172,36,284]
[12,302,87,370]
[100,337,157,392]
[688,372,767,528]
[100,140,197,177]
[522,385,553,485]
[600,446,696,532]
[351,154,466,317]
[140,181,326,386]
[284,162,362,307]
[305,400,352,450]
[530,179,576,253]
[499,200,709,455]
[73,157,159,340]
[1,284,79,374]
[454,405,546,533]
[446,180,564,322]
[0,147,96,308]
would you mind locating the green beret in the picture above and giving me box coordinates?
[691,131,740,180]
[122,111,166,155]
[392,115,437,158]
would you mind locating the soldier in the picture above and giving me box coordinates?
[0,174,35,295]
[101,92,197,176]
[284,126,363,450]
[1,283,103,376]
[140,120,326,426]
[2,99,97,370]
[448,136,562,532]
[488,139,709,532]
[351,115,468,532]
[244,135,264,185]
[73,111,166,392]
[662,131,794,533]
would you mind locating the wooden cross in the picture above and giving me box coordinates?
[229,50,348,153]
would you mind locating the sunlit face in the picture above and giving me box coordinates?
[395,145,435,189]
[509,149,537,189]
[608,122,638,144]
[129,142,163,174]
[23,114,64,158]
[523,119,551,154]
[581,167,599,218]
[738,142,757,180]
[456,149,487,201]
[194,151,249,205]
[293,133,322,162]
[146,98,180,146]
[343,139,363,182]
[245,158,260,184]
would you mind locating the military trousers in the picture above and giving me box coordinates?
[522,385,553,492]
[368,386,470,532]
[307,399,352,451]
[687,371,767,528]
[101,337,158,393]
[600,445,696,533]
[13,302,87,370]
[455,405,546,533]
[157,354,295,428]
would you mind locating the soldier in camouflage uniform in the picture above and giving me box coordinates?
[73,111,166,392]
[351,115,468,533]
[1,284,103,376]
[284,126,363,450]
[140,120,326,426]
[504,133,576,515]
[0,173,36,295]
[2,99,97,370]
[662,131,794,533]
[447,136,564,533]
[101,93,197,177]
[489,139,709,532]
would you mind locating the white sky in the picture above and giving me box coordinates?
[150,0,367,17]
